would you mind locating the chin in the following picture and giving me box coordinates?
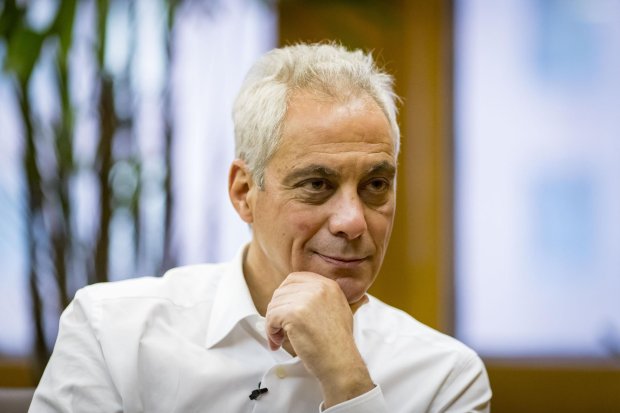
[333,276,371,304]
[298,256,375,301]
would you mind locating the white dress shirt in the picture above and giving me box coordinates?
[30,247,491,412]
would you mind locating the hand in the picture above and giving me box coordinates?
[265,272,373,408]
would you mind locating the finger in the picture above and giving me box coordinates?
[278,271,326,287]
[270,286,314,302]
[265,305,287,351]
[268,333,283,351]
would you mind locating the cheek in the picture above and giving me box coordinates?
[295,220,312,233]
[368,210,395,243]
[288,207,324,234]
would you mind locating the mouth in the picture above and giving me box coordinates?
[314,252,368,268]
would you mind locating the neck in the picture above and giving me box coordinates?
[242,243,281,317]
[242,243,298,357]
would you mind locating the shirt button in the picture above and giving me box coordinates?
[275,366,287,379]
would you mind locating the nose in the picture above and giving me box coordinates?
[328,190,367,240]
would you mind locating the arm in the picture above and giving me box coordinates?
[264,272,492,413]
[29,290,123,413]
[265,272,388,411]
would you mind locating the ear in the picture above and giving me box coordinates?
[228,159,256,224]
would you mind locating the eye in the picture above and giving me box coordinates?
[301,179,331,192]
[361,178,392,206]
[366,178,389,192]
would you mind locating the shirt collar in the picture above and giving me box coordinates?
[205,244,259,348]
[204,245,371,350]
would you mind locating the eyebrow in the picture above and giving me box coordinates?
[283,165,340,184]
[283,161,396,185]
[365,161,396,179]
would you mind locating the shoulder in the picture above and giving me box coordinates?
[64,262,234,349]
[73,262,231,312]
[356,295,482,369]
[356,296,491,410]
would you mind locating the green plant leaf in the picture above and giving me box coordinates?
[50,0,77,60]
[0,1,26,40]
[4,26,45,84]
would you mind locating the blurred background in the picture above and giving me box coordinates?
[0,0,618,411]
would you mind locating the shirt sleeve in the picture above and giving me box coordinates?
[432,353,492,413]
[319,385,388,413]
[29,289,123,413]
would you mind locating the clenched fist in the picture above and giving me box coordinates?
[265,272,374,408]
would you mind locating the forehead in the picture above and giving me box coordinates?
[272,90,395,170]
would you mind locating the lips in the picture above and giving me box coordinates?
[315,252,368,267]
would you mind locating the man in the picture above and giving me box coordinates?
[30,43,491,412]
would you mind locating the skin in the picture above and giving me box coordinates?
[228,89,397,408]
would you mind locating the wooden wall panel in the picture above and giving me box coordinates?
[278,0,453,333]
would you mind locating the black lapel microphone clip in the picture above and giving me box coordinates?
[249,382,269,400]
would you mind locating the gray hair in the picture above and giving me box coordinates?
[232,42,400,187]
